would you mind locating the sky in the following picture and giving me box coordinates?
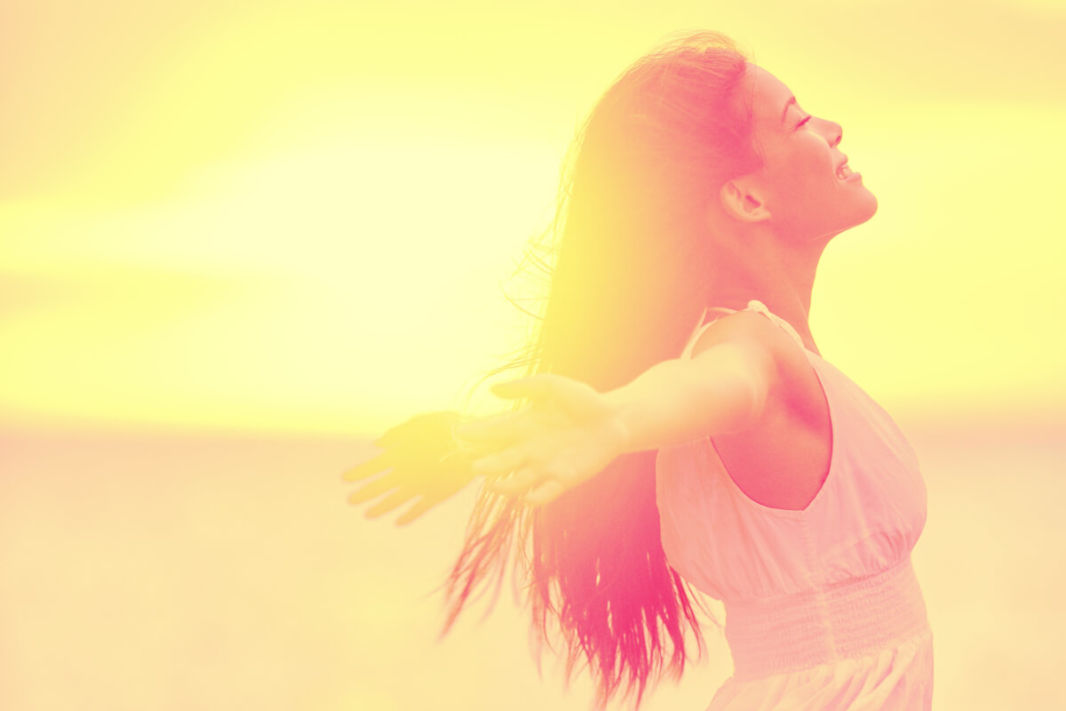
[2,3,1066,711]
[1,0,1064,437]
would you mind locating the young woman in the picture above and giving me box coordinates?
[344,31,933,711]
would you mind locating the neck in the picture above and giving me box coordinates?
[703,231,827,355]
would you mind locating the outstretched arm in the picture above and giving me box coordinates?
[455,337,777,507]
[605,338,776,453]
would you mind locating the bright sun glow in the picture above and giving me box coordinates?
[1,0,1062,437]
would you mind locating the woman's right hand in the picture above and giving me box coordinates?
[454,374,629,508]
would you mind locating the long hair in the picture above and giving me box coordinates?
[438,31,763,711]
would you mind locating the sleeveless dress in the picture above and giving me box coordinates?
[654,300,933,710]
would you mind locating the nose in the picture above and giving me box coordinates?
[814,115,842,148]
[829,121,842,148]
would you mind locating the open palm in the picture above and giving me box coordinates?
[454,374,628,507]
[343,410,482,526]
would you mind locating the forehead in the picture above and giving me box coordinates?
[743,64,794,127]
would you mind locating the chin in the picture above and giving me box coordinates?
[824,194,878,239]
[857,188,878,221]
[846,186,878,226]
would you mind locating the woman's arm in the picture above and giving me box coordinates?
[448,320,781,507]
[603,337,779,454]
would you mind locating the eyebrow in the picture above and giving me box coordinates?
[780,96,796,124]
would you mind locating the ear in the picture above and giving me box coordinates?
[718,178,771,223]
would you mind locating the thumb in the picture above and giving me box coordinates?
[491,374,608,421]
[490,375,552,401]
[545,377,612,422]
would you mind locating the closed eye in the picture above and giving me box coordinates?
[796,115,812,129]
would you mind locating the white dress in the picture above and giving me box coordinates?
[654,300,934,710]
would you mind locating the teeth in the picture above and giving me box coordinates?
[837,164,853,179]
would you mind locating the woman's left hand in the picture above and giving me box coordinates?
[343,410,482,526]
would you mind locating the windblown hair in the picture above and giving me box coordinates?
[437,31,763,711]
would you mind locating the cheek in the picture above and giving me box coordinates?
[787,150,838,199]
[769,143,817,183]
[763,157,840,227]
[767,158,823,208]
[760,142,835,211]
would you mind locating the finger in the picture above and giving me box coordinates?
[395,496,438,526]
[347,476,397,505]
[452,411,524,445]
[524,478,568,508]
[365,489,418,519]
[487,465,540,496]
[492,375,608,423]
[471,446,529,479]
[341,453,392,482]
[437,448,476,469]
[375,411,459,449]
[490,374,562,402]
[550,379,612,422]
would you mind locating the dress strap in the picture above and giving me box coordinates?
[682,299,806,358]
[743,299,806,351]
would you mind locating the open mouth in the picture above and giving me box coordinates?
[835,162,856,180]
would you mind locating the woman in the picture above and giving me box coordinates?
[344,31,933,710]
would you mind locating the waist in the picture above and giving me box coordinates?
[723,557,930,679]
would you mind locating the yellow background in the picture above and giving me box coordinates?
[2,1,1064,709]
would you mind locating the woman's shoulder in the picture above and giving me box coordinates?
[689,308,821,427]
[687,309,833,510]
[689,307,793,368]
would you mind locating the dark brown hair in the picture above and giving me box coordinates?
[438,30,762,711]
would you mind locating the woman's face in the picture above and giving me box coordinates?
[734,64,877,241]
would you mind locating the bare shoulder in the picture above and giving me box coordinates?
[688,310,832,509]
[690,309,793,368]
[689,309,812,425]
